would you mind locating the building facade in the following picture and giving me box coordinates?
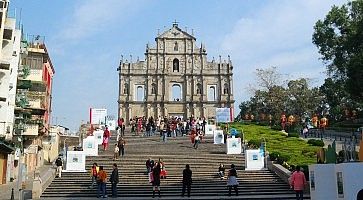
[118,23,234,122]
[14,35,55,173]
[0,0,21,142]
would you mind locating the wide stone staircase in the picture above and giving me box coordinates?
[41,131,309,199]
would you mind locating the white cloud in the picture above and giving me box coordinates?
[221,0,346,110]
[59,0,144,41]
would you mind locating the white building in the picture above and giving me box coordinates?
[0,0,21,141]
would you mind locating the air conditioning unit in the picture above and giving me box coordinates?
[6,125,10,133]
[12,51,17,56]
[9,82,13,89]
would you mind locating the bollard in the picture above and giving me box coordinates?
[10,188,14,200]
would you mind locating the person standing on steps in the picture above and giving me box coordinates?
[118,137,126,157]
[102,126,110,151]
[89,163,99,189]
[110,163,119,198]
[113,144,119,161]
[290,166,306,200]
[55,156,63,178]
[227,164,239,196]
[181,164,192,197]
[152,162,161,198]
[97,166,108,198]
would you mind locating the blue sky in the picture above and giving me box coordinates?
[11,0,346,131]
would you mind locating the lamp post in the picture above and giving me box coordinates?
[63,138,69,170]
[16,121,24,200]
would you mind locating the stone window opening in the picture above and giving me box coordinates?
[223,83,229,94]
[208,86,216,101]
[173,58,179,72]
[136,85,145,101]
[196,83,202,94]
[171,84,182,101]
[124,83,129,94]
[151,83,156,94]
[174,42,178,51]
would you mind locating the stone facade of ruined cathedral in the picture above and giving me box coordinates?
[117,23,234,122]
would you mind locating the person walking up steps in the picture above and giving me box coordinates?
[290,166,306,200]
[97,166,107,198]
[113,144,119,161]
[151,162,161,198]
[118,137,126,157]
[227,164,239,196]
[102,126,110,151]
[55,156,63,178]
[89,163,99,189]
[181,164,192,197]
[110,163,119,198]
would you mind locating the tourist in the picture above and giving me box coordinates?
[116,127,121,142]
[102,126,110,151]
[110,163,119,198]
[181,164,192,197]
[218,164,225,179]
[159,158,167,179]
[113,144,119,161]
[89,163,99,189]
[152,162,161,198]
[290,166,306,200]
[193,133,201,149]
[227,164,239,196]
[146,158,152,173]
[97,166,107,198]
[118,137,126,157]
[55,156,63,178]
[145,121,151,137]
[130,118,135,135]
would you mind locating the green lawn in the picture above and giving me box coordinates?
[229,123,319,167]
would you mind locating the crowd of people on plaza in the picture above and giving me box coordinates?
[84,116,307,200]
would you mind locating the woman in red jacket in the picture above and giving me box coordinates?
[290,166,307,200]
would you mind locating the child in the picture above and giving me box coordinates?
[113,144,119,160]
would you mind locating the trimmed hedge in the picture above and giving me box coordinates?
[307,139,325,147]
[287,133,299,138]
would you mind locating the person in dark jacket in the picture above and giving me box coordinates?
[110,163,119,198]
[182,164,192,197]
[152,163,161,198]
[55,157,63,178]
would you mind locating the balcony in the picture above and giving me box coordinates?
[17,80,32,89]
[22,124,39,136]
[29,81,46,92]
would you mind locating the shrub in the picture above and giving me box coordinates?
[247,139,260,149]
[307,139,325,147]
[287,133,299,138]
[269,152,280,161]
[271,124,282,131]
[277,153,291,164]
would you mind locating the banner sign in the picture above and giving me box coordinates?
[226,137,242,154]
[214,130,224,144]
[245,149,265,170]
[90,108,107,125]
[216,108,232,123]
[205,125,216,135]
[83,136,98,156]
[106,120,116,131]
[94,130,103,145]
[65,151,86,172]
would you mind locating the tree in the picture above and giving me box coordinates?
[286,78,323,118]
[313,0,363,101]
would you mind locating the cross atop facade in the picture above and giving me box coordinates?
[172,20,179,27]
